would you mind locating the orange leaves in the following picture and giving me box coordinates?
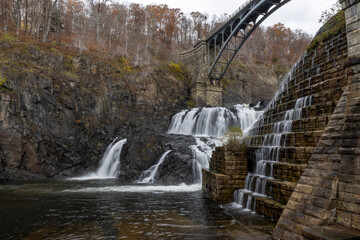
[191,12,208,40]
[145,4,181,44]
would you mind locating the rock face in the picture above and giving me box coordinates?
[223,64,282,107]
[120,134,196,185]
[0,41,189,181]
[0,39,280,182]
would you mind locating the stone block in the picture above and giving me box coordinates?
[312,187,334,199]
[286,200,305,212]
[347,29,360,47]
[339,191,354,203]
[351,213,360,230]
[340,165,356,175]
[349,44,360,58]
[312,196,330,209]
[337,210,353,228]
[276,218,296,233]
[303,205,329,219]
[291,192,305,202]
[338,201,360,214]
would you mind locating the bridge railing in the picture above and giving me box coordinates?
[206,0,254,40]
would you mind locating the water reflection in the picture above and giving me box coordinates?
[0,180,274,239]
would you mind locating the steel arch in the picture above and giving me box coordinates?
[206,0,292,81]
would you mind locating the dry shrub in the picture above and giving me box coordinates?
[222,127,247,151]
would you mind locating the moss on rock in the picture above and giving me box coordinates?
[307,10,346,53]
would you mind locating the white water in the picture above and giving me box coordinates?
[139,150,172,184]
[72,138,127,180]
[190,138,220,184]
[62,184,202,193]
[234,54,314,212]
[155,104,261,185]
[74,104,260,187]
[167,104,262,137]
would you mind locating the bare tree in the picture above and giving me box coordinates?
[86,0,110,43]
[42,0,58,43]
[16,0,21,36]
[319,3,341,24]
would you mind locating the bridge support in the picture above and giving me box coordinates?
[180,41,223,107]
[180,0,292,107]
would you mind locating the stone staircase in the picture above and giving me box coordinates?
[239,31,349,220]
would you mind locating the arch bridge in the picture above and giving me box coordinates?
[180,0,291,106]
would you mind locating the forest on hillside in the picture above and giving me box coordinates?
[0,0,312,67]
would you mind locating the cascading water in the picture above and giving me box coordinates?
[166,104,262,185]
[234,55,314,212]
[73,138,127,180]
[96,138,127,178]
[189,138,217,183]
[167,104,262,137]
[76,104,259,184]
[138,150,172,184]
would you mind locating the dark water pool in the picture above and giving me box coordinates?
[0,179,274,239]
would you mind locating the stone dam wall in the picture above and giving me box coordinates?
[274,1,360,239]
[203,4,360,238]
[247,30,349,221]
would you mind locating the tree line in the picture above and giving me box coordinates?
[0,0,312,67]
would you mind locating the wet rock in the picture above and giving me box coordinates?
[120,134,197,184]
[155,151,195,185]
[0,42,189,181]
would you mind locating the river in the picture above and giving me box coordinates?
[0,104,272,239]
[0,179,273,239]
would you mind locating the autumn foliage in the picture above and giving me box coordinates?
[0,0,311,68]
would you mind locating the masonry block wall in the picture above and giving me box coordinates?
[337,0,360,231]
[244,14,349,221]
[202,147,248,204]
[180,41,223,107]
[273,1,360,238]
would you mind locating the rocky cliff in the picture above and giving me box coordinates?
[0,34,281,182]
[0,38,189,181]
[223,63,282,107]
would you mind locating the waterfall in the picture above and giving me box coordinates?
[235,95,313,210]
[71,138,127,180]
[167,104,262,137]
[165,104,261,185]
[138,150,172,184]
[135,105,260,185]
[234,55,315,211]
[190,138,216,184]
[95,138,127,178]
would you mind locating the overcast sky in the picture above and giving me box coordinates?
[119,0,338,36]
